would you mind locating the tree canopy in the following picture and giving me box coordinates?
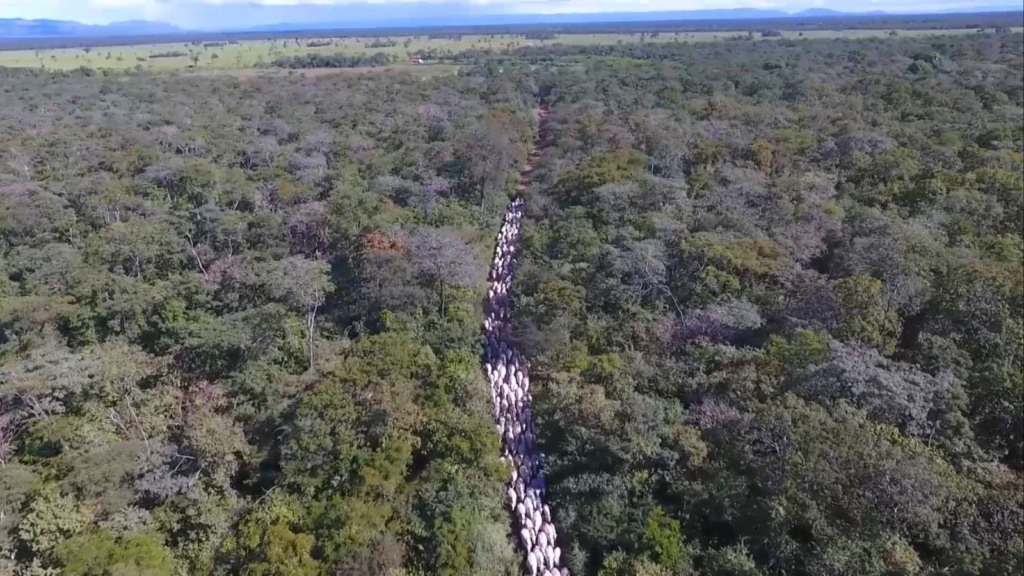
[1,27,1022,576]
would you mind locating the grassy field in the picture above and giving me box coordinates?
[196,63,464,80]
[1,28,1019,72]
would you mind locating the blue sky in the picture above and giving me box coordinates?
[1,0,1019,27]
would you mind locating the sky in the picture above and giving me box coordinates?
[0,0,1019,27]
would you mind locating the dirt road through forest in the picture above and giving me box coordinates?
[482,107,567,576]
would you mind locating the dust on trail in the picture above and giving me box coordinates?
[482,107,567,576]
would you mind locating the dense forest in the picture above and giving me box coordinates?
[0,29,1022,576]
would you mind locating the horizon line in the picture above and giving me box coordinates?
[1,5,1021,35]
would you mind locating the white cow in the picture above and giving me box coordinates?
[526,550,538,576]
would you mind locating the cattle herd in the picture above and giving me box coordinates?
[484,194,569,576]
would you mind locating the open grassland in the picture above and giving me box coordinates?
[1,27,1019,72]
[197,63,464,79]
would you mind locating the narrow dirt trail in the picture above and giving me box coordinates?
[518,107,550,193]
[483,107,568,576]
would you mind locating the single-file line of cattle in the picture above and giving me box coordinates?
[482,109,568,576]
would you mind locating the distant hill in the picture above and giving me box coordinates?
[0,5,1020,39]
[0,18,182,38]
[235,8,798,33]
[793,8,847,17]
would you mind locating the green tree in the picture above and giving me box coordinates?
[17,486,93,563]
[832,274,901,354]
[638,507,691,573]
[222,497,321,576]
[56,529,175,576]
[266,256,334,371]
